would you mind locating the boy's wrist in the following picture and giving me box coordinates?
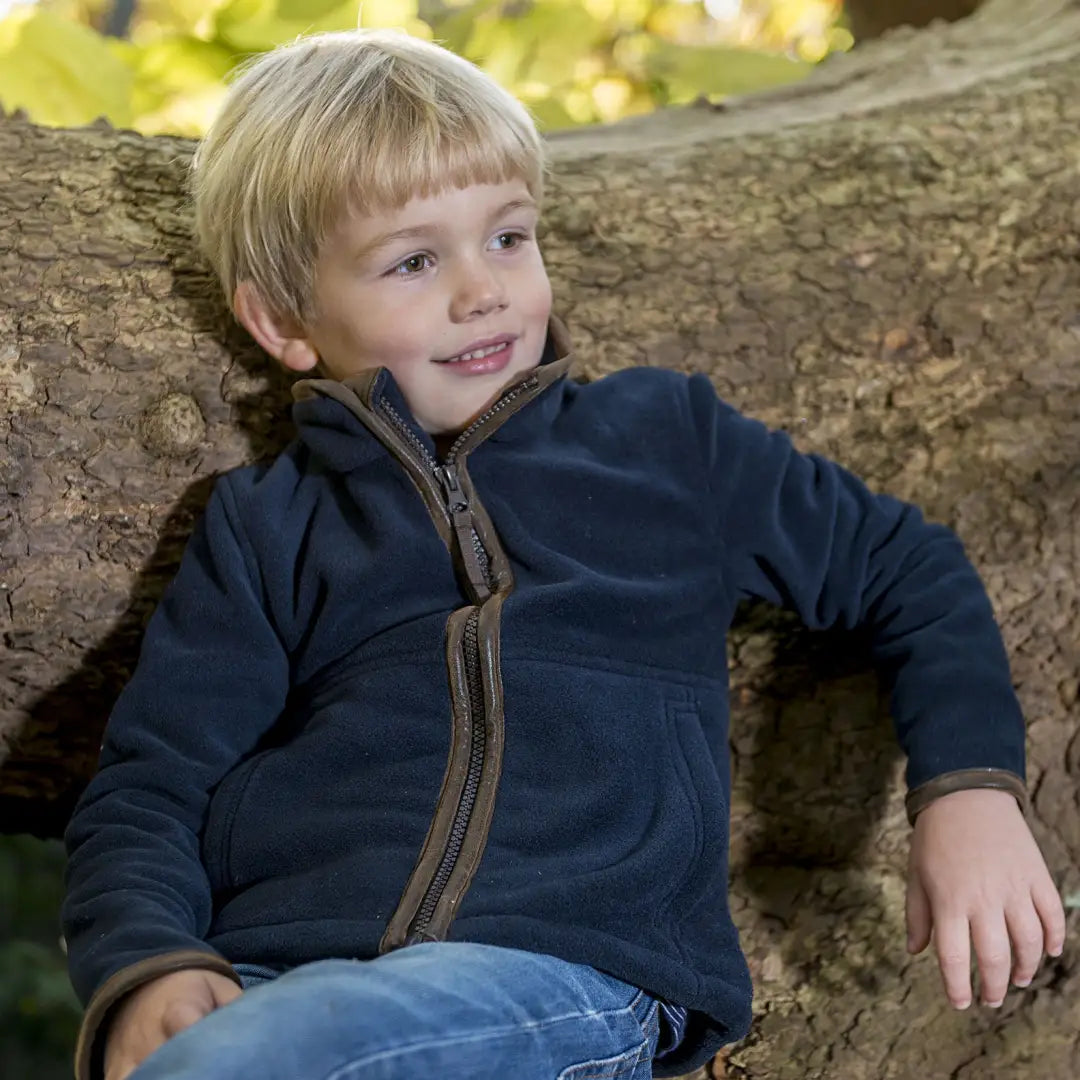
[76,950,239,1080]
[905,767,1027,827]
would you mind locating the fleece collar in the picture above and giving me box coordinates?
[291,315,575,474]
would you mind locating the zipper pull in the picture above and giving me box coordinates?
[435,464,468,513]
[435,463,491,601]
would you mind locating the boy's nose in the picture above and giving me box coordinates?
[451,262,508,320]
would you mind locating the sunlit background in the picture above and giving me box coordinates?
[0,0,851,135]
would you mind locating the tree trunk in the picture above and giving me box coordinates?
[844,0,983,42]
[1,0,1078,1075]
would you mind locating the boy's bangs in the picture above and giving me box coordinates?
[337,116,543,221]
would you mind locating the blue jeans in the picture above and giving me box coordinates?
[130,942,676,1079]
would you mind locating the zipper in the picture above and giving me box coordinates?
[375,377,538,947]
[435,463,491,600]
[403,608,486,945]
[379,370,539,473]
[378,374,539,599]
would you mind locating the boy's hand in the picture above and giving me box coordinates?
[104,968,242,1080]
[906,787,1066,1009]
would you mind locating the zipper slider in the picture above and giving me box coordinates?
[435,463,468,513]
[434,463,491,601]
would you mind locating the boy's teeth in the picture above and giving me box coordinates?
[451,342,506,362]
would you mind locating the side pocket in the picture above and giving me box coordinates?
[201,753,265,892]
[667,700,730,922]
[664,699,707,884]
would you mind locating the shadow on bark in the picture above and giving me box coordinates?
[0,187,298,832]
[728,604,900,993]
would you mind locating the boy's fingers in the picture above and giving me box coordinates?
[905,872,932,953]
[1005,898,1046,987]
[933,915,973,1008]
[1032,878,1067,958]
[971,910,1011,1006]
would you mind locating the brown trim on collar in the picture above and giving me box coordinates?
[293,378,456,547]
[905,768,1028,826]
[290,312,574,414]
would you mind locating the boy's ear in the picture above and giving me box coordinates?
[233,281,320,373]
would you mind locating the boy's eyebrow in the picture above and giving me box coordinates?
[352,198,538,263]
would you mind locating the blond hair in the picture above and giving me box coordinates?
[190,28,547,326]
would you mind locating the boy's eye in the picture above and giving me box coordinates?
[386,232,530,278]
[391,253,433,278]
[494,231,525,249]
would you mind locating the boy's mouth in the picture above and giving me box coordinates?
[437,334,517,364]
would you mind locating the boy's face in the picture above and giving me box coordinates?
[283,178,552,436]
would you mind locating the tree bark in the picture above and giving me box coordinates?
[1,0,1078,1075]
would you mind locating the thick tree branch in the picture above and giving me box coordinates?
[1,2,1078,1074]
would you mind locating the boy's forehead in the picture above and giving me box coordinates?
[332,179,538,250]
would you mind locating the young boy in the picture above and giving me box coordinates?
[62,28,1066,1080]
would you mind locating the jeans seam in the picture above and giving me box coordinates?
[319,1001,647,1080]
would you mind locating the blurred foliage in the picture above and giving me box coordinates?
[0,836,81,1080]
[0,0,851,134]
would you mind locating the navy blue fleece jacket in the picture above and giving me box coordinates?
[63,328,1026,1077]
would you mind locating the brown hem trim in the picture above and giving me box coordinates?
[905,767,1027,826]
[75,950,239,1080]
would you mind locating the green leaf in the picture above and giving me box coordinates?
[277,0,349,18]
[644,40,811,103]
[514,0,605,88]
[0,7,133,127]
[427,0,501,56]
[133,36,237,90]
[125,35,237,131]
[215,0,363,53]
[462,17,530,88]
[524,94,578,132]
[358,0,418,29]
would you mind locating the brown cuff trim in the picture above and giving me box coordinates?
[905,768,1028,827]
[75,950,240,1080]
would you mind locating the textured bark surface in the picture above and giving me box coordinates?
[1,0,1078,1075]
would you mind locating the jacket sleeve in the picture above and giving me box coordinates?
[687,375,1027,820]
[61,472,289,1076]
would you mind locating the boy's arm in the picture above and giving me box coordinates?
[687,375,1065,1005]
[62,474,289,1076]
[687,374,1024,807]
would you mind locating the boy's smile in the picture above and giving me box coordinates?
[239,179,553,437]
